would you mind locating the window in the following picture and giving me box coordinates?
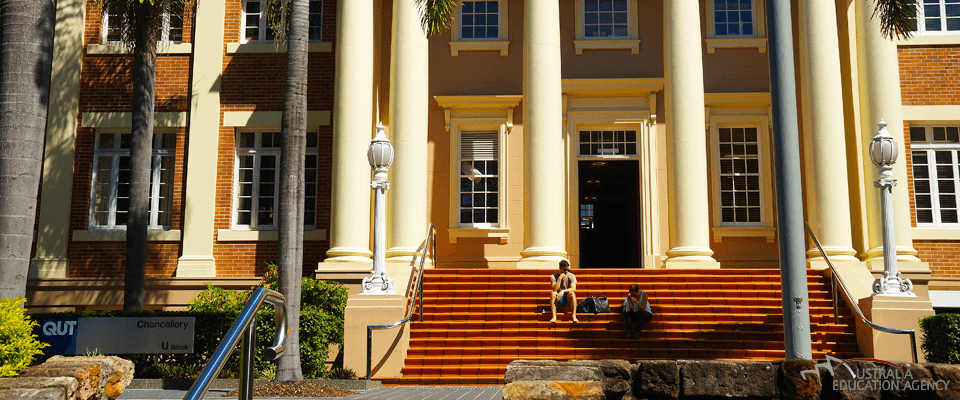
[90,132,175,230]
[583,0,629,38]
[459,131,500,227]
[578,130,638,156]
[103,5,184,44]
[910,125,960,227]
[242,0,323,42]
[713,0,754,37]
[573,0,639,54]
[716,126,762,226]
[234,130,318,229]
[912,0,960,34]
[449,0,509,55]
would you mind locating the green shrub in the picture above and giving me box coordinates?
[0,297,49,377]
[920,313,960,364]
[187,283,249,314]
[327,367,357,380]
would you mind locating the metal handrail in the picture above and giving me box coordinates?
[366,222,437,380]
[184,288,288,400]
[804,222,917,363]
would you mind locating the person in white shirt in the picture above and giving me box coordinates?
[549,259,579,323]
[622,283,652,339]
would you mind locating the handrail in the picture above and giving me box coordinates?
[366,222,437,380]
[803,222,917,363]
[184,288,288,400]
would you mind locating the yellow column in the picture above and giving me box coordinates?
[175,0,225,276]
[518,0,566,269]
[797,0,858,262]
[663,0,717,268]
[385,0,428,263]
[30,0,85,278]
[321,0,374,269]
[855,0,921,263]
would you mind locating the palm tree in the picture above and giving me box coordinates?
[416,0,459,38]
[0,0,55,300]
[872,0,920,39]
[98,0,188,310]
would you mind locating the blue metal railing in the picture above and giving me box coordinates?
[183,288,288,400]
[804,222,917,363]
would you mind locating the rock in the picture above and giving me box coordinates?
[0,377,79,400]
[19,356,133,400]
[883,362,935,399]
[827,360,880,400]
[777,359,821,400]
[634,360,679,400]
[680,360,776,398]
[502,381,605,400]
[505,361,604,384]
[596,360,632,380]
[603,376,631,400]
[928,363,960,400]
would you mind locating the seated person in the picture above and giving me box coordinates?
[622,284,652,339]
[549,259,579,323]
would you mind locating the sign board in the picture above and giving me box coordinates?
[40,317,195,355]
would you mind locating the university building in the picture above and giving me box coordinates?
[24,0,960,376]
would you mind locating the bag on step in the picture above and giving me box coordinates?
[576,296,610,314]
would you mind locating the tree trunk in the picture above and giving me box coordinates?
[0,0,55,300]
[275,0,308,381]
[124,7,157,311]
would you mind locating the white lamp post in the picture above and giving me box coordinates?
[361,122,396,295]
[869,119,915,297]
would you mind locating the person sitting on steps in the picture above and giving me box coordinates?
[622,283,652,339]
[549,259,579,323]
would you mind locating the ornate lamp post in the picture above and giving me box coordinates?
[361,123,396,295]
[869,119,915,297]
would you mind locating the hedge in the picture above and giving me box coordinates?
[920,313,960,364]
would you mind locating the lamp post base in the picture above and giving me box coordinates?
[359,272,397,295]
[872,271,916,297]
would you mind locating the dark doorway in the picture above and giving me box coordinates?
[578,160,641,268]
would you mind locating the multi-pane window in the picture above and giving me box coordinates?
[584,0,629,38]
[718,127,762,225]
[578,130,638,156]
[913,0,960,34]
[243,0,323,42]
[459,131,499,227]
[460,1,499,40]
[103,5,184,44]
[90,132,175,230]
[911,126,960,226]
[713,0,754,37]
[235,130,318,229]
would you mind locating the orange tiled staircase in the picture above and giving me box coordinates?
[395,268,862,385]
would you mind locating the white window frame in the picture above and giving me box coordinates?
[241,0,324,43]
[233,129,319,230]
[913,0,960,35]
[573,0,640,55]
[101,7,184,45]
[88,130,176,231]
[705,0,767,53]
[449,0,509,56]
[451,124,507,230]
[708,116,775,235]
[910,124,960,228]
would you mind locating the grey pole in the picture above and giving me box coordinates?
[765,0,813,359]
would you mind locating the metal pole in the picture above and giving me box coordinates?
[366,326,373,380]
[765,0,813,360]
[239,317,257,400]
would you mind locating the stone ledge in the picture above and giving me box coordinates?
[126,378,381,391]
[0,356,133,400]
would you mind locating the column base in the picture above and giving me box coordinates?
[805,246,859,262]
[29,258,69,278]
[517,247,567,270]
[385,247,421,264]
[175,257,217,277]
[857,296,934,362]
[863,246,922,263]
[664,246,718,268]
[343,294,409,378]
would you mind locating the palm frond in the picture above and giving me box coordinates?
[871,0,918,40]
[96,0,192,53]
[415,0,459,38]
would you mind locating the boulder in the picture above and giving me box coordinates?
[0,377,79,400]
[827,360,880,400]
[777,359,821,400]
[680,360,776,398]
[881,362,935,400]
[505,361,604,384]
[502,381,605,400]
[928,363,960,400]
[18,356,133,400]
[634,360,680,400]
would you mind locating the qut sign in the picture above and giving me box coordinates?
[39,317,194,355]
[39,318,80,354]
